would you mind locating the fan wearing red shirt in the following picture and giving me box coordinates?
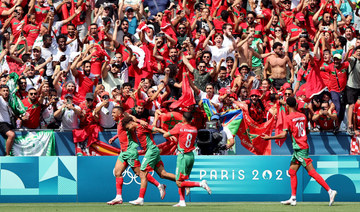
[323,54,349,124]
[312,101,337,131]
[287,12,307,54]
[21,88,44,129]
[353,98,360,135]
[163,112,212,207]
[31,0,50,25]
[263,97,337,206]
[0,0,18,24]
[23,13,40,47]
[275,0,304,28]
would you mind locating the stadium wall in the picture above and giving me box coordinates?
[0,131,351,156]
[0,155,359,203]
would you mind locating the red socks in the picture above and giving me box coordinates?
[180,181,200,187]
[139,187,146,198]
[288,169,297,196]
[115,177,123,195]
[308,169,330,191]
[147,173,160,187]
[178,188,185,201]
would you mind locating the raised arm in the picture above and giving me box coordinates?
[182,54,195,73]
[202,29,215,49]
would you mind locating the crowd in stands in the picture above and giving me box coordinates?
[1,0,360,155]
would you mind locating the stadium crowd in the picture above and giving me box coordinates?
[0,0,360,155]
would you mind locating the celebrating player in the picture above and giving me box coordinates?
[121,115,176,206]
[106,106,165,205]
[163,112,212,207]
[263,97,337,206]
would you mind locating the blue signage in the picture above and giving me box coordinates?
[0,155,359,203]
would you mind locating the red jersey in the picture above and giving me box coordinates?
[135,124,157,151]
[22,98,41,129]
[0,5,9,24]
[287,23,306,53]
[320,62,331,88]
[23,24,40,46]
[315,109,337,130]
[116,116,138,152]
[354,102,360,130]
[169,123,197,153]
[35,5,50,25]
[79,102,97,128]
[281,9,296,27]
[284,111,309,150]
[10,18,24,43]
[324,62,349,92]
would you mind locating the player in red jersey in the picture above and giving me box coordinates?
[106,106,165,205]
[121,115,176,206]
[263,97,337,206]
[163,112,211,207]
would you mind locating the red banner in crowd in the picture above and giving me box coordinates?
[170,73,196,110]
[274,105,287,147]
[237,109,276,155]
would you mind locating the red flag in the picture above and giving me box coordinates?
[237,109,275,155]
[170,73,196,109]
[72,124,103,147]
[300,62,326,99]
[274,105,287,147]
[160,10,178,43]
[195,35,207,52]
[159,112,183,131]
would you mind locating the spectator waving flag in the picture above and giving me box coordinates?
[300,62,326,99]
[202,99,218,121]
[6,72,26,116]
[220,109,243,136]
[170,73,196,110]
[160,10,178,43]
[237,109,276,155]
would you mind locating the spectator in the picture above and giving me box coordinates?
[40,88,60,129]
[0,85,15,156]
[54,94,81,130]
[247,89,266,124]
[94,91,117,129]
[16,77,28,100]
[79,93,97,129]
[21,87,44,129]
[312,101,338,132]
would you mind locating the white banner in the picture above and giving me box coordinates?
[12,131,56,156]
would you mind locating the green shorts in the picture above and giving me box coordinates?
[117,148,140,168]
[291,149,312,167]
[140,146,164,171]
[176,152,194,181]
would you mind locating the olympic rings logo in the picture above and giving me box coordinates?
[113,167,155,185]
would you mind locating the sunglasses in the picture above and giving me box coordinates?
[20,82,26,84]
[29,93,37,96]
[90,28,97,30]
[86,99,94,101]
[202,56,210,58]
[275,29,282,32]
[179,27,186,29]
[285,93,292,96]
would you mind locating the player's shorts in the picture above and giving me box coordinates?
[117,148,141,168]
[176,152,195,181]
[141,146,164,172]
[291,149,313,167]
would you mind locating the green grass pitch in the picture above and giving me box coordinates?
[0,202,359,212]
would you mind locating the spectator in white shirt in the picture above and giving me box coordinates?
[0,85,16,156]
[94,91,116,129]
[54,94,81,130]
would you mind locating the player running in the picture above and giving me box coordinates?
[263,97,337,206]
[106,106,166,205]
[163,112,212,207]
[121,115,176,206]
